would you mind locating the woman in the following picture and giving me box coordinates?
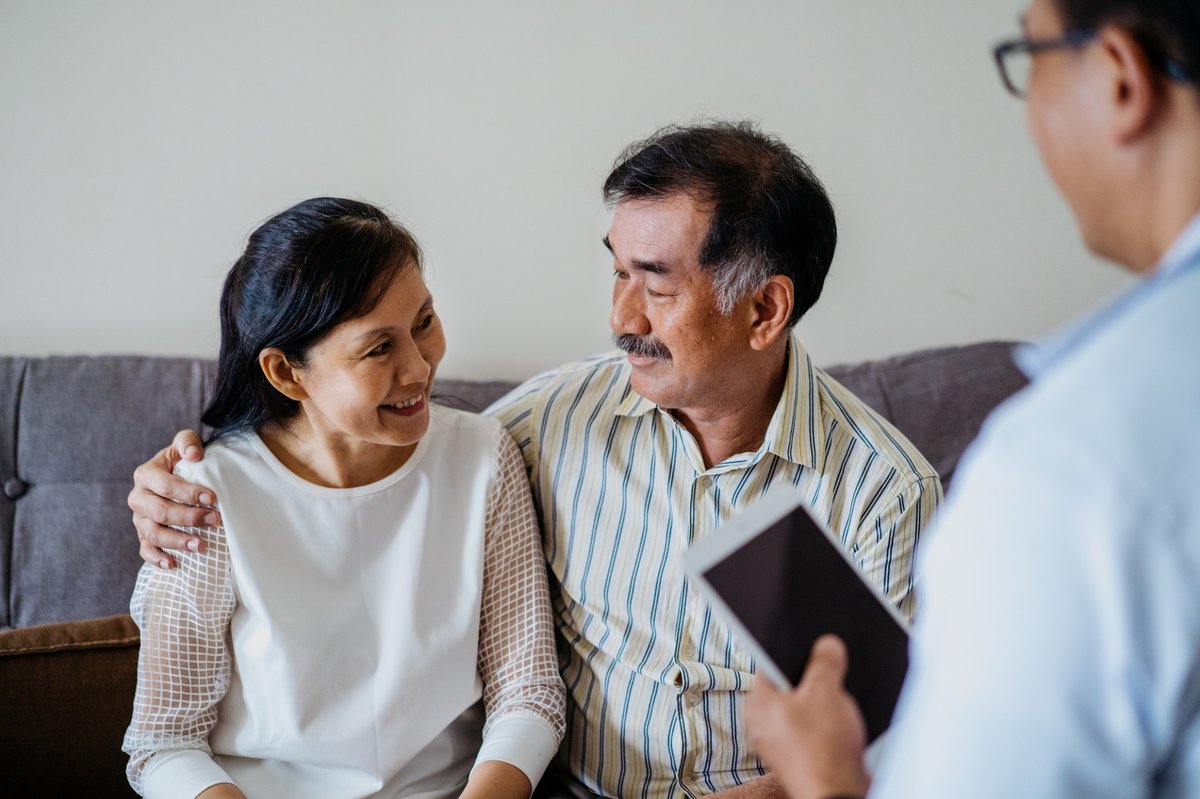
[123,197,565,799]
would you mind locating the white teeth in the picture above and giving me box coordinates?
[385,396,421,409]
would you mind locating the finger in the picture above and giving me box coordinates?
[131,488,220,531]
[744,676,781,734]
[133,458,219,510]
[135,513,206,557]
[800,634,850,688]
[172,429,205,463]
[138,533,176,569]
[745,675,792,760]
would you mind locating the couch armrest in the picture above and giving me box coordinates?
[0,614,140,797]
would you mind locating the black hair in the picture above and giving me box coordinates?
[1054,0,1199,83]
[202,197,422,440]
[602,120,837,328]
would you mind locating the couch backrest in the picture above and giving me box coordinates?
[0,342,1026,631]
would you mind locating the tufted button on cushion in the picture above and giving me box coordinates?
[3,477,28,499]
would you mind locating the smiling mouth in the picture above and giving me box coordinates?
[381,394,426,416]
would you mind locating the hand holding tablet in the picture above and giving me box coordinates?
[685,486,910,742]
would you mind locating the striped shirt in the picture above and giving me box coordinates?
[487,336,941,798]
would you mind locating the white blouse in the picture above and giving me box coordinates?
[123,406,565,798]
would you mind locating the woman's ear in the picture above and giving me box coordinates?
[748,275,795,351]
[258,348,308,401]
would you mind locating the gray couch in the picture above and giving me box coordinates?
[0,342,1027,797]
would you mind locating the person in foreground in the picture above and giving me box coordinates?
[129,124,942,798]
[744,1,1200,797]
[122,198,565,798]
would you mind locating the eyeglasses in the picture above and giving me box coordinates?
[994,29,1193,98]
[992,29,1097,98]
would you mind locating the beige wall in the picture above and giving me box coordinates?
[0,0,1132,380]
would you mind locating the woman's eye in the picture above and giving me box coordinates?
[416,312,435,332]
[367,342,391,356]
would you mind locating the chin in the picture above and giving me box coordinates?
[629,373,679,409]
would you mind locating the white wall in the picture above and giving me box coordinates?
[0,0,1132,381]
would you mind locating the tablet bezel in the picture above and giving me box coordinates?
[684,484,912,689]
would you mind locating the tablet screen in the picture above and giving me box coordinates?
[698,502,909,742]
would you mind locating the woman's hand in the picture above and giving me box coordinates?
[128,428,220,567]
[459,760,532,799]
[196,783,247,799]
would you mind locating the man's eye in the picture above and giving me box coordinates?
[613,269,628,281]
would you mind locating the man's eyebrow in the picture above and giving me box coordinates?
[629,259,669,275]
[602,236,670,274]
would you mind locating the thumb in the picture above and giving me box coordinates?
[173,429,205,462]
[800,634,850,689]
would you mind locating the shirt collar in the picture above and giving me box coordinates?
[761,335,822,469]
[1016,210,1200,379]
[613,334,822,471]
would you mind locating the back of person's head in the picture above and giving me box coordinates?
[1054,0,1199,85]
[602,120,837,328]
[202,197,422,439]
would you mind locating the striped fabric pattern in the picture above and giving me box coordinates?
[487,336,941,798]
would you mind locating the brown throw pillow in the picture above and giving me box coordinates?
[0,614,140,798]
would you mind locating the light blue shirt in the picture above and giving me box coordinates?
[874,213,1200,799]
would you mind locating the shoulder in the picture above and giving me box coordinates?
[425,404,511,457]
[173,432,257,486]
[813,365,939,487]
[987,271,1200,499]
[486,352,632,420]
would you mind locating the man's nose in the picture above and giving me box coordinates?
[610,283,651,336]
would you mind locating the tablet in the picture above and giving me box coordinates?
[684,486,910,742]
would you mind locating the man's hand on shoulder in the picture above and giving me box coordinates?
[128,429,220,568]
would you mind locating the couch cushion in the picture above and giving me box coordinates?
[825,341,1027,487]
[0,357,24,630]
[0,614,140,797]
[10,357,213,629]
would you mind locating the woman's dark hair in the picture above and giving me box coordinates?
[202,197,422,440]
[602,120,837,328]
[1054,0,1199,83]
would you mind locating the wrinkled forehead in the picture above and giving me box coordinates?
[608,195,712,255]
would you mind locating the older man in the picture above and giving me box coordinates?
[130,122,941,799]
[744,1,1200,798]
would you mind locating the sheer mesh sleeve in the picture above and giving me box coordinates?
[477,428,567,743]
[122,517,236,795]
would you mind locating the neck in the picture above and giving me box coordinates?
[259,417,415,489]
[672,341,789,470]
[1101,89,1200,271]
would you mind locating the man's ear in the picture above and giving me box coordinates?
[748,275,794,352]
[258,348,308,401]
[1097,24,1163,144]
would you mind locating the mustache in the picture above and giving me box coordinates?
[613,333,671,361]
